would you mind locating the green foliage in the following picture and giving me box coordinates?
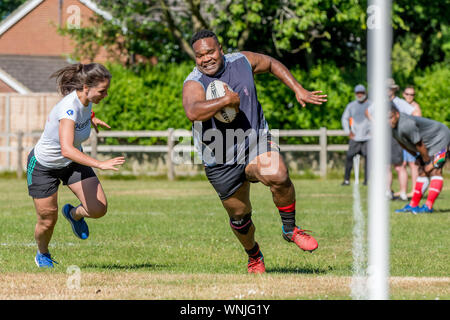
[97,58,449,146]
[95,62,194,144]
[256,62,354,130]
[2,0,448,73]
[392,0,449,69]
[98,61,361,145]
[438,23,450,63]
[58,0,190,64]
[209,0,367,69]
[0,0,26,20]
[392,34,423,84]
[256,61,357,144]
[413,63,450,126]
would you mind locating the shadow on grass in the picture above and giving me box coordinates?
[265,266,332,274]
[81,262,170,271]
[433,208,450,213]
[396,207,450,214]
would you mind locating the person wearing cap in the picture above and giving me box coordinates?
[341,84,371,186]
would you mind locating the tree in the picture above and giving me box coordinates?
[392,0,450,68]
[56,0,447,74]
[59,0,367,69]
[0,0,26,20]
[59,0,203,64]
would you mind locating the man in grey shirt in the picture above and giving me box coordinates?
[341,84,371,185]
[366,79,418,201]
[390,104,450,214]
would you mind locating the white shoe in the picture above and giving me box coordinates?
[399,192,408,201]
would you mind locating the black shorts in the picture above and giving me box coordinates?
[26,149,97,199]
[347,140,368,158]
[205,138,280,201]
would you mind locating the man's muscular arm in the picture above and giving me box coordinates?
[241,51,327,107]
[415,140,431,163]
[397,140,418,157]
[182,80,240,122]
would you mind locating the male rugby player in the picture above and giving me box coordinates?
[389,104,450,214]
[182,30,327,273]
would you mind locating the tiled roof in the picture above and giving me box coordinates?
[0,55,72,92]
[0,0,113,36]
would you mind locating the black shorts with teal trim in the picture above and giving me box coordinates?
[26,149,97,199]
[205,138,280,201]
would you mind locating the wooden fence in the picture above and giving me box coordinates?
[0,128,348,179]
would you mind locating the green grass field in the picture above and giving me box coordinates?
[0,176,449,299]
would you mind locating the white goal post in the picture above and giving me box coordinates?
[367,0,392,300]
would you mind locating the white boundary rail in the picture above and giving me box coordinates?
[0,128,348,179]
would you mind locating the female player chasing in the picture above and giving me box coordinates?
[27,63,125,268]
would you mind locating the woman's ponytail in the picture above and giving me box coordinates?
[51,63,111,96]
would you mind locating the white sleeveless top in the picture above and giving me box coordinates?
[34,90,92,169]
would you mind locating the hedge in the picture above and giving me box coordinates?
[94,61,448,145]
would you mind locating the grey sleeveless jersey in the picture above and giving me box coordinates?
[184,52,269,166]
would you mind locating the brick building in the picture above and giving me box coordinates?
[0,0,112,93]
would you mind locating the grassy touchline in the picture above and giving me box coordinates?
[1,179,449,282]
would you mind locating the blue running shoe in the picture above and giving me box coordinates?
[412,204,434,215]
[395,204,416,213]
[62,204,89,239]
[35,251,58,268]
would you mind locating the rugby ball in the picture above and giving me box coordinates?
[205,80,238,123]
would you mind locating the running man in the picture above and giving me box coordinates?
[27,63,125,268]
[182,30,327,273]
[389,104,450,214]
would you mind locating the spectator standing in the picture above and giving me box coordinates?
[402,86,422,198]
[341,84,371,186]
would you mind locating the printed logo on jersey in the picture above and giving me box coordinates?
[66,109,74,116]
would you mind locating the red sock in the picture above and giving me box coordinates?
[425,176,443,209]
[410,176,429,207]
